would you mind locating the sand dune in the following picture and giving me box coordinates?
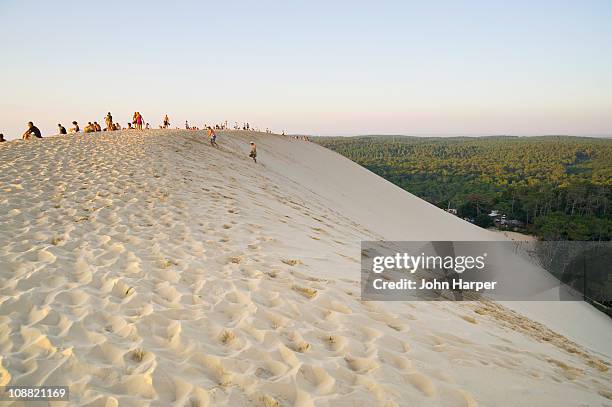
[0,130,610,406]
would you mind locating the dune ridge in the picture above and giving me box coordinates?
[0,130,610,406]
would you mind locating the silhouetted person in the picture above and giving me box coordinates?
[0,134,5,142]
[22,122,42,139]
[58,124,67,134]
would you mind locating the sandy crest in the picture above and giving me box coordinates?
[0,130,610,406]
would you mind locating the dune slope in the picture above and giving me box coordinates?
[0,130,610,407]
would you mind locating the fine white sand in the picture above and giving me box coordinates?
[0,130,610,406]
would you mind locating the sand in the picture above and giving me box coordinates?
[0,130,610,406]
[488,229,536,242]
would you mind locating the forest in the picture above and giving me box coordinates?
[313,136,612,241]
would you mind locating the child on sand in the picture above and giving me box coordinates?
[208,127,218,147]
[249,142,257,163]
[58,124,67,134]
[22,122,42,139]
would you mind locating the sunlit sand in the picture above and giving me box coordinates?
[0,130,610,406]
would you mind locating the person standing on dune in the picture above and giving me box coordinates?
[105,112,113,131]
[132,112,143,130]
[249,141,257,163]
[22,122,42,139]
[163,114,170,128]
[136,112,144,130]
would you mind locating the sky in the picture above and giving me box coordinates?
[1,0,611,139]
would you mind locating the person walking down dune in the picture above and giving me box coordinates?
[208,127,218,148]
[105,112,113,131]
[69,121,80,133]
[249,142,257,163]
[22,122,42,140]
[58,124,67,134]
[163,115,170,128]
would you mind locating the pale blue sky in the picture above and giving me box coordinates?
[1,0,611,139]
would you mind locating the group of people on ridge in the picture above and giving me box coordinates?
[11,113,261,164]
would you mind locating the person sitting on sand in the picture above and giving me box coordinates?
[208,126,218,147]
[163,114,170,128]
[83,122,94,133]
[22,122,42,139]
[0,134,5,142]
[93,122,102,132]
[113,122,122,130]
[145,123,150,130]
[105,112,113,131]
[127,122,133,129]
[69,121,80,133]
[249,141,257,163]
[58,124,67,134]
